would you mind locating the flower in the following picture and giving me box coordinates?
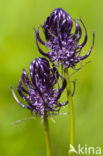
[35,8,95,69]
[11,57,67,119]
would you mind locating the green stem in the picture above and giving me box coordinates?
[44,113,51,156]
[64,68,74,156]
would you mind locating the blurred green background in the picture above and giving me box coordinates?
[0,0,103,156]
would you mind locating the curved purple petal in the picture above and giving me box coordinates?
[80,32,95,60]
[10,86,29,109]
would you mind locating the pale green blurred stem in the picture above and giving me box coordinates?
[44,113,51,156]
[64,68,74,156]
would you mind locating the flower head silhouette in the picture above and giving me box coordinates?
[35,8,95,68]
[11,57,67,119]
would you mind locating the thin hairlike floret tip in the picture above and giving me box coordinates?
[35,8,95,69]
[11,57,68,119]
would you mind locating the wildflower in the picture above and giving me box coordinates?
[35,8,95,69]
[11,57,67,119]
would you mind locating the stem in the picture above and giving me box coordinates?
[44,113,51,156]
[64,68,74,156]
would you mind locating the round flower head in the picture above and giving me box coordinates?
[11,57,67,119]
[35,8,95,69]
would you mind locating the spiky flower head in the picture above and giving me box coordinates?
[35,8,95,69]
[11,57,67,119]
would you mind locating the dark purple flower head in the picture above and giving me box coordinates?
[35,8,95,68]
[11,57,67,119]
